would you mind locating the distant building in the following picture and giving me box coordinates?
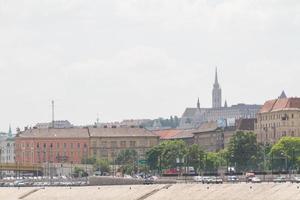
[15,128,89,165]
[0,126,15,164]
[255,92,300,144]
[15,126,159,165]
[89,127,159,161]
[35,120,73,129]
[154,129,194,145]
[180,69,261,129]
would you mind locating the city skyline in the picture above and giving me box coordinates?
[0,0,299,131]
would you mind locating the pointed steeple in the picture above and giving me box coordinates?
[197,98,200,109]
[212,67,222,108]
[214,67,219,86]
[279,90,287,99]
[8,124,12,138]
[224,100,228,108]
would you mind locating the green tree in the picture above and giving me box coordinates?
[116,149,138,165]
[270,137,300,171]
[186,144,205,173]
[161,140,187,169]
[227,131,259,172]
[146,144,164,170]
[205,152,224,173]
[94,159,110,173]
[146,140,188,172]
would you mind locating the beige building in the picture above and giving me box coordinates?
[193,122,236,152]
[89,127,159,161]
[255,94,300,144]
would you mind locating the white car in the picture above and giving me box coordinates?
[251,177,261,183]
[193,176,203,182]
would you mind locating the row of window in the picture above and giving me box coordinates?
[259,113,299,121]
[18,142,88,149]
[257,120,297,129]
[91,140,140,148]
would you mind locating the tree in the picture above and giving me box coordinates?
[186,144,205,174]
[161,140,187,169]
[205,152,224,173]
[270,137,300,171]
[116,149,138,174]
[95,159,110,173]
[227,131,259,172]
[116,149,138,165]
[146,140,188,173]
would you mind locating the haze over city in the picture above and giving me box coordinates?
[0,0,299,131]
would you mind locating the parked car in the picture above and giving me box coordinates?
[227,176,239,183]
[193,176,203,182]
[251,177,262,183]
[290,176,300,183]
[207,176,223,184]
[273,176,286,183]
[245,173,255,183]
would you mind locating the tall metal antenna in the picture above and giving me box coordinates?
[52,100,55,128]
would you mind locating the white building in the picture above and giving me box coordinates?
[0,127,15,164]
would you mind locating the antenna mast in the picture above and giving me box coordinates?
[52,100,55,128]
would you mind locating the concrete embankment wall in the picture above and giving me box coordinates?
[89,176,176,185]
[1,183,300,200]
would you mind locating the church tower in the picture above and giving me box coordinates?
[212,68,222,108]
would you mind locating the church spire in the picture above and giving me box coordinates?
[8,124,12,138]
[214,67,219,86]
[212,67,222,108]
[197,98,200,109]
[224,100,228,108]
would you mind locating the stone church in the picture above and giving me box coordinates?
[179,69,261,129]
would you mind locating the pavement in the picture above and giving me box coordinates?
[1,183,300,200]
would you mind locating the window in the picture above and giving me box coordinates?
[77,143,80,148]
[120,141,126,148]
[101,141,107,148]
[129,141,136,148]
[64,143,67,148]
[71,143,73,149]
[37,143,40,148]
[43,143,47,148]
[111,141,117,148]
[57,143,60,148]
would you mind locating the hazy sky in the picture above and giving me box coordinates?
[0,0,299,132]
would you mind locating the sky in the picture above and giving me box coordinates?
[0,0,299,132]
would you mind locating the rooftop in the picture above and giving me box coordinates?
[88,127,158,138]
[260,97,300,113]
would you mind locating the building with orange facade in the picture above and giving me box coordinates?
[15,128,89,165]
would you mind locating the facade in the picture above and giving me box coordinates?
[180,70,261,129]
[89,127,159,161]
[255,94,300,144]
[192,119,256,152]
[193,122,236,152]
[0,127,15,164]
[15,128,89,165]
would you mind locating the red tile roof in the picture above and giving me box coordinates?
[154,129,183,140]
[260,97,300,113]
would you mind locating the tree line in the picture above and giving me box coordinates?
[146,131,300,174]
